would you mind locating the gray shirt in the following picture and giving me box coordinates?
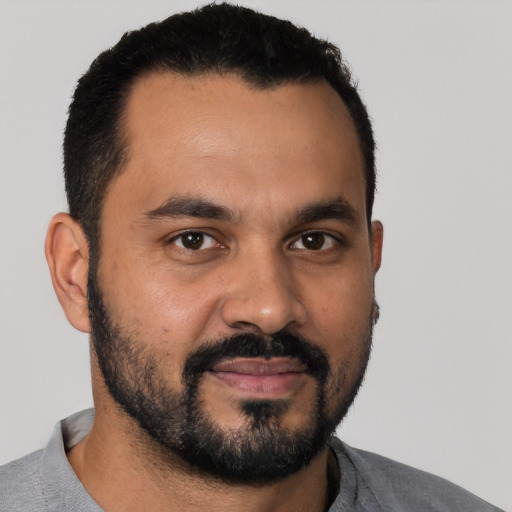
[0,409,503,511]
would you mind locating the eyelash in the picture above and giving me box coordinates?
[289,231,342,251]
[168,231,222,251]
[167,230,343,252]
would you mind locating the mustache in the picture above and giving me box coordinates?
[183,331,330,385]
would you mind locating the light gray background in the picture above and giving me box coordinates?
[1,1,511,509]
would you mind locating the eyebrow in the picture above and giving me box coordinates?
[144,195,358,226]
[145,196,236,222]
[295,197,359,225]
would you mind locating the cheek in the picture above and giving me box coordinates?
[304,268,374,339]
[99,256,223,362]
[300,265,374,384]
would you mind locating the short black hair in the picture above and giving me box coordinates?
[64,2,376,256]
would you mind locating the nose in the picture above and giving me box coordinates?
[220,250,307,335]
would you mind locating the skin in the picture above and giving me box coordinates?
[45,73,383,512]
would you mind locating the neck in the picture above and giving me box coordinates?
[67,400,334,512]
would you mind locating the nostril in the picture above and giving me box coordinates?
[230,321,264,334]
[219,264,307,334]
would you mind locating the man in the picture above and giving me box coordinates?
[0,3,504,511]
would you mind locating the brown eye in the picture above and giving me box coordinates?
[301,232,325,250]
[290,231,337,251]
[173,232,217,251]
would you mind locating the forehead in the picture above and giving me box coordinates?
[111,72,365,220]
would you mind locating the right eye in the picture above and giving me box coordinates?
[169,231,221,251]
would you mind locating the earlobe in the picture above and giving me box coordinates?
[45,213,91,333]
[370,220,383,274]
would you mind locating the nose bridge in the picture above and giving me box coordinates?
[220,245,306,334]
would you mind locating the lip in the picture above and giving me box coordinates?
[208,357,307,397]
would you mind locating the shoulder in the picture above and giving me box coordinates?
[330,438,504,512]
[0,449,46,511]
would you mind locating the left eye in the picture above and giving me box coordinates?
[171,232,219,251]
[290,232,337,251]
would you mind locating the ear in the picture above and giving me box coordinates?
[45,213,91,333]
[370,220,383,274]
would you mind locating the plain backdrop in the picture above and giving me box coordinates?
[1,0,511,509]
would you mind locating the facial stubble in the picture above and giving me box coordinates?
[87,262,375,484]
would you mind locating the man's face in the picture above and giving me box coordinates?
[89,73,381,482]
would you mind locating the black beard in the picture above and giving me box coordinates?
[87,262,374,484]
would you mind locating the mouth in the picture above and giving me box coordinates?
[207,357,307,397]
